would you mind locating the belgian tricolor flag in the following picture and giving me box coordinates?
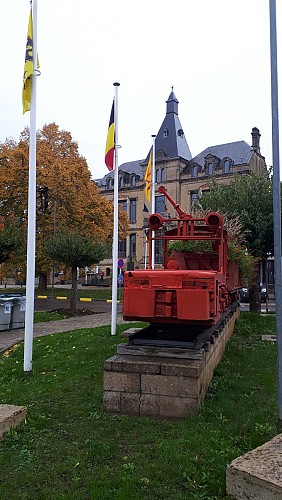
[105,101,115,171]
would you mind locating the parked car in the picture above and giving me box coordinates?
[239,283,267,303]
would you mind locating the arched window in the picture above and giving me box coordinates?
[119,176,124,188]
[208,163,213,175]
[224,160,230,174]
[156,169,161,183]
[161,168,166,182]
[131,175,136,187]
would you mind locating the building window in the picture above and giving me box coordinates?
[119,176,124,188]
[192,165,198,178]
[129,233,136,257]
[161,168,166,182]
[156,169,160,183]
[107,177,113,189]
[191,192,198,207]
[129,198,136,223]
[143,217,148,228]
[208,163,213,175]
[163,128,169,137]
[155,195,165,216]
[131,175,136,187]
[224,160,230,174]
[106,267,111,277]
[155,236,164,264]
[118,238,126,257]
[119,200,127,212]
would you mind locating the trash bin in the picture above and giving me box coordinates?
[0,298,13,331]
[10,295,26,329]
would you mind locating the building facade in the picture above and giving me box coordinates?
[95,90,266,274]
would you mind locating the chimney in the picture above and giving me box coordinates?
[251,127,261,153]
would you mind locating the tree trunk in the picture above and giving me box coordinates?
[249,261,261,312]
[37,271,47,292]
[70,266,78,313]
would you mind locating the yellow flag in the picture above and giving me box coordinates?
[22,10,34,114]
[144,149,152,202]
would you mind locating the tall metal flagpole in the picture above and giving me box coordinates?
[111,82,120,336]
[269,0,282,429]
[151,135,156,269]
[24,0,39,372]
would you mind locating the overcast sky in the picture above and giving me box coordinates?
[1,0,281,180]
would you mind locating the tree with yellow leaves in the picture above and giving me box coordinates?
[0,123,128,291]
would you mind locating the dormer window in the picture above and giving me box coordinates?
[107,177,114,189]
[163,128,169,138]
[119,176,124,188]
[131,175,136,187]
[192,165,198,178]
[208,163,213,175]
[156,169,161,183]
[177,128,184,138]
[224,160,230,174]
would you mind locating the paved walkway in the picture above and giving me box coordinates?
[0,312,129,354]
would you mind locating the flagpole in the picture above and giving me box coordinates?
[24,0,38,372]
[144,232,148,270]
[151,135,156,270]
[269,0,282,429]
[111,82,120,336]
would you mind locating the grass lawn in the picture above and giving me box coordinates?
[0,313,278,499]
[34,311,68,323]
[3,287,114,301]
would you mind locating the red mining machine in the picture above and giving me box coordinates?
[122,186,241,348]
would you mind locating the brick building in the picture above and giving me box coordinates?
[95,90,266,275]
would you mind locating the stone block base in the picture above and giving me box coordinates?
[0,404,27,439]
[226,433,282,499]
[104,307,239,419]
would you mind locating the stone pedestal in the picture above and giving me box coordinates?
[226,433,282,499]
[0,405,27,439]
[103,307,239,419]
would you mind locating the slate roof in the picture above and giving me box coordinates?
[153,90,192,161]
[95,159,144,187]
[191,140,252,167]
[143,90,192,163]
[94,92,255,186]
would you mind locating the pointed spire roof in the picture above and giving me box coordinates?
[153,89,192,161]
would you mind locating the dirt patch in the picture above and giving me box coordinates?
[52,308,97,318]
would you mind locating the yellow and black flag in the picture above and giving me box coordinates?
[144,149,152,202]
[105,101,115,171]
[22,9,34,114]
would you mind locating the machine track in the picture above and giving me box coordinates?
[128,302,239,350]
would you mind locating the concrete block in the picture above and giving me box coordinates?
[140,394,160,417]
[117,343,204,360]
[141,374,179,396]
[103,391,121,413]
[226,433,282,499]
[0,404,27,439]
[121,327,143,338]
[109,354,161,375]
[104,371,140,393]
[161,359,201,378]
[178,376,200,398]
[120,393,140,415]
[158,395,199,419]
